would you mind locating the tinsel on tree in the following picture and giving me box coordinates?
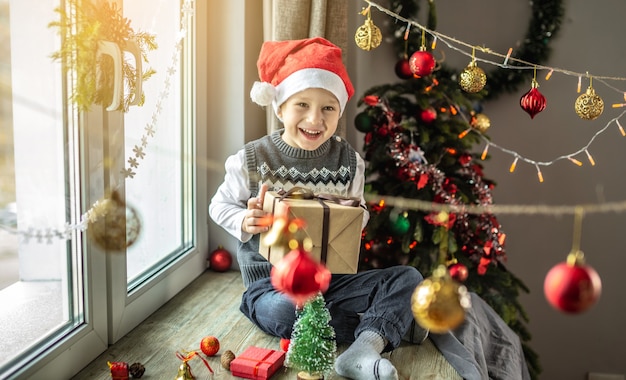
[354,2,564,379]
[285,293,336,378]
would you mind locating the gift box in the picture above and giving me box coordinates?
[260,190,364,274]
[230,346,285,379]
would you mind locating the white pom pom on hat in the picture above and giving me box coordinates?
[250,81,276,107]
[250,37,354,118]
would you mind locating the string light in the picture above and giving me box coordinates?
[480,144,489,160]
[503,47,512,66]
[545,69,554,80]
[535,164,544,183]
[584,149,596,166]
[431,35,437,50]
[617,120,626,136]
[509,157,518,173]
[568,157,583,166]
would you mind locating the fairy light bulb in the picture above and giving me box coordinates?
[577,76,582,93]
[585,149,596,166]
[545,69,554,81]
[481,144,489,160]
[509,157,518,173]
[503,47,512,66]
[458,128,471,139]
[568,157,583,166]
[431,36,437,50]
[535,165,544,183]
[617,120,626,136]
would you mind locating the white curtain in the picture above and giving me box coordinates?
[262,0,349,137]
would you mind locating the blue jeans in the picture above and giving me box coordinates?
[240,265,423,352]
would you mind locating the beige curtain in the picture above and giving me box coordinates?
[262,0,349,137]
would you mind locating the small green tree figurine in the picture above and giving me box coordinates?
[286,293,336,379]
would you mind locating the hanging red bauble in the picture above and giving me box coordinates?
[544,251,601,314]
[448,262,469,282]
[209,246,233,272]
[420,107,437,123]
[409,48,436,77]
[270,247,331,306]
[520,79,547,119]
[394,57,414,79]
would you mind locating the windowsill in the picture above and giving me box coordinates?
[0,280,64,364]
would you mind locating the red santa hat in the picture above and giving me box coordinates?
[250,37,354,118]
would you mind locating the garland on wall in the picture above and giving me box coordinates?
[356,0,626,182]
[387,0,565,100]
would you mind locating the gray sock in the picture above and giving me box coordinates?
[335,330,398,380]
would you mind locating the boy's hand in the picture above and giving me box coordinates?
[242,184,269,235]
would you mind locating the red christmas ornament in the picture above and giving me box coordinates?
[394,57,414,79]
[409,48,436,77]
[270,247,331,307]
[420,107,437,123]
[544,251,601,314]
[448,262,468,282]
[279,338,290,352]
[209,246,233,272]
[200,335,220,356]
[520,79,547,119]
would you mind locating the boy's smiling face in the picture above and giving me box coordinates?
[277,88,340,151]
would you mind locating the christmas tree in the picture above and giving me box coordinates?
[285,293,336,379]
[354,2,563,379]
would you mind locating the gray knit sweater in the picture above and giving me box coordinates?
[213,130,363,287]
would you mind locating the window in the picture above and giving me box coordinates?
[0,0,207,378]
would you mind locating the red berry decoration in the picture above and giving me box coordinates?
[209,246,232,272]
[448,262,468,282]
[544,251,601,314]
[520,79,547,119]
[270,247,331,307]
[279,338,290,352]
[200,335,220,356]
[420,107,437,124]
[394,57,413,79]
[409,48,436,77]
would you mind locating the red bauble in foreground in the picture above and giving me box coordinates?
[271,247,331,306]
[544,251,601,314]
[520,81,547,119]
[200,335,220,356]
[394,57,414,79]
[209,246,232,272]
[409,49,436,77]
[448,262,469,282]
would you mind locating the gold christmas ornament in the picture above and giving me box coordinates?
[174,362,195,380]
[355,7,382,51]
[471,113,491,133]
[411,265,471,333]
[459,60,487,93]
[575,84,604,120]
[87,190,141,251]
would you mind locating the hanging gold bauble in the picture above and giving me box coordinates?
[459,61,487,93]
[87,190,141,251]
[411,265,471,334]
[471,113,491,133]
[574,86,604,120]
[355,18,382,51]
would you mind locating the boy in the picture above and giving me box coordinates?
[209,37,424,380]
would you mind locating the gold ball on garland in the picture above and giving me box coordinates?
[221,350,236,370]
[470,113,491,133]
[459,61,487,93]
[574,86,604,120]
[355,17,382,51]
[411,265,471,333]
[87,190,141,251]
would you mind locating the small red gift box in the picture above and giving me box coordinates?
[230,346,285,379]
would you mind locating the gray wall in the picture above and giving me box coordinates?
[347,1,625,379]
